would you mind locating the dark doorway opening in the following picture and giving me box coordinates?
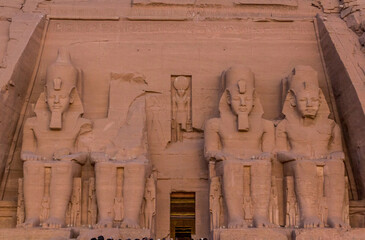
[170,192,195,240]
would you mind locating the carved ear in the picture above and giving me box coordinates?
[226,89,231,105]
[69,87,76,104]
[288,89,296,107]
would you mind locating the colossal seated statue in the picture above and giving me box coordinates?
[204,66,275,228]
[276,65,349,229]
[20,48,92,228]
[91,74,150,229]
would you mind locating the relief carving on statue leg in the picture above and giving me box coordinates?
[87,177,97,226]
[276,66,349,229]
[143,175,156,230]
[20,48,92,228]
[204,66,275,229]
[210,176,223,230]
[16,179,25,227]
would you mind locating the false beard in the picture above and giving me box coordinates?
[238,112,249,131]
[49,110,62,130]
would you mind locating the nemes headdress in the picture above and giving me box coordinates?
[46,48,78,94]
[224,65,255,93]
[282,65,330,119]
[288,65,318,94]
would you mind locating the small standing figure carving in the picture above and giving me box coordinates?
[269,177,280,225]
[70,179,81,227]
[143,176,156,230]
[243,197,253,221]
[87,178,97,226]
[210,177,223,229]
[114,168,124,222]
[285,176,297,227]
[172,76,192,142]
[16,179,25,227]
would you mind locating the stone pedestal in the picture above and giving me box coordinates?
[0,228,151,240]
[0,228,74,240]
[78,228,151,240]
[213,228,290,240]
[294,228,365,240]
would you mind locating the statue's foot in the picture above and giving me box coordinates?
[228,218,247,229]
[301,216,322,228]
[253,216,275,228]
[120,218,140,229]
[42,217,65,228]
[20,218,40,228]
[94,218,113,229]
[94,218,113,228]
[328,217,350,229]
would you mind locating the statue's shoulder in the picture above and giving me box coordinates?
[205,118,220,131]
[276,118,288,129]
[262,118,274,130]
[24,117,36,129]
[77,117,93,134]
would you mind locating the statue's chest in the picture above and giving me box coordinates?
[220,123,263,143]
[33,126,79,144]
[286,123,331,144]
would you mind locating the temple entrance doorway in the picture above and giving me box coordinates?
[170,192,196,240]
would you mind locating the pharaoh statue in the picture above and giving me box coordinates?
[20,48,92,228]
[204,66,275,228]
[91,74,149,229]
[276,65,348,229]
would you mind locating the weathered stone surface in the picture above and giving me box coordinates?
[78,228,151,240]
[0,228,73,240]
[1,0,365,239]
[216,228,289,240]
[294,228,365,240]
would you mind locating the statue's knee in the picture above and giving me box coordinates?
[325,160,345,175]
[23,162,43,175]
[53,162,72,174]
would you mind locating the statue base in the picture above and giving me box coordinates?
[0,228,74,240]
[212,228,290,240]
[294,228,365,240]
[0,228,151,240]
[213,228,365,240]
[78,228,151,240]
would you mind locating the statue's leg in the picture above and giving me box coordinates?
[44,161,81,228]
[22,161,44,227]
[222,160,245,228]
[251,161,273,228]
[293,161,322,228]
[94,161,116,228]
[121,162,146,228]
[325,160,349,228]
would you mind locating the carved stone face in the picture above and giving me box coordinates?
[177,89,186,97]
[227,89,254,116]
[46,87,72,115]
[295,89,320,119]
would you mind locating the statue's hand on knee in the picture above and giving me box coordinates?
[21,151,44,161]
[90,152,109,163]
[254,152,272,161]
[327,151,345,161]
[277,151,305,163]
